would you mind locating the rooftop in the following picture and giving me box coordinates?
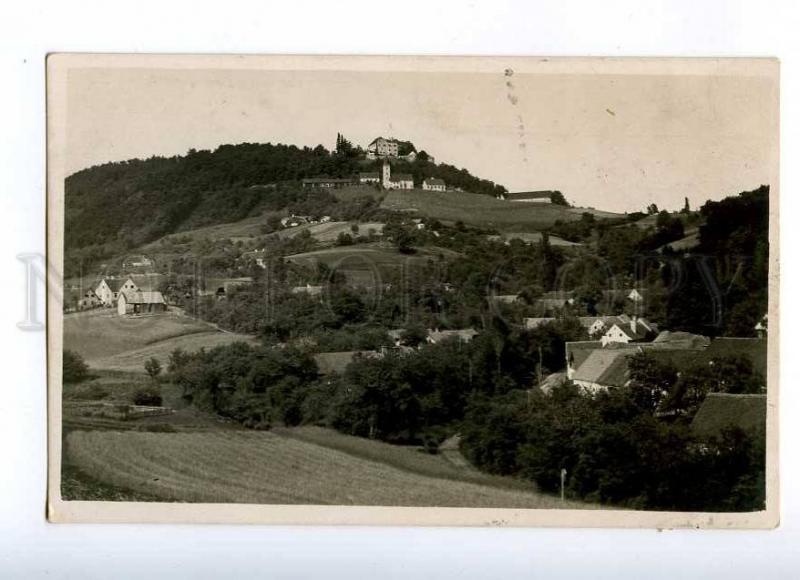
[691,393,767,440]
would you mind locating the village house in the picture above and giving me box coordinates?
[93,277,126,306]
[117,290,167,316]
[77,288,101,310]
[532,291,576,314]
[197,277,253,299]
[382,161,414,190]
[523,317,556,330]
[489,294,521,305]
[359,172,380,185]
[301,177,359,189]
[280,215,311,228]
[426,328,479,345]
[563,331,756,394]
[291,284,324,298]
[600,316,657,346]
[122,254,154,270]
[422,177,446,192]
[505,191,555,203]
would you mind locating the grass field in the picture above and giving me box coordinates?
[276,221,386,242]
[285,243,457,286]
[64,428,588,508]
[64,309,257,372]
[381,189,623,231]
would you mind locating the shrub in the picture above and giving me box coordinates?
[63,349,90,383]
[132,386,162,407]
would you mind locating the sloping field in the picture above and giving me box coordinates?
[143,214,267,246]
[285,243,456,286]
[381,189,622,230]
[64,309,256,371]
[277,221,385,242]
[91,331,260,373]
[65,429,587,508]
[490,232,581,247]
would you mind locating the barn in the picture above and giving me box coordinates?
[117,290,167,316]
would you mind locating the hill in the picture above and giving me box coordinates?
[64,427,589,508]
[381,189,622,231]
[64,142,507,275]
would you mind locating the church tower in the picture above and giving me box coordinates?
[382,160,391,189]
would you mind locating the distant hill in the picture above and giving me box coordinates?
[63,142,508,274]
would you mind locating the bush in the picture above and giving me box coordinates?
[63,349,90,383]
[132,386,162,406]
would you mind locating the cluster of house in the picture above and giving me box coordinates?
[302,160,447,192]
[301,136,448,192]
[313,326,480,375]
[73,274,167,316]
[491,288,646,316]
[279,215,332,228]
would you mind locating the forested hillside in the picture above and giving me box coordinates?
[64,142,507,273]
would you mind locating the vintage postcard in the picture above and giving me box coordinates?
[46,54,779,527]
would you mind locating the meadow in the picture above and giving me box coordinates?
[380,189,622,230]
[64,428,589,508]
[64,308,257,372]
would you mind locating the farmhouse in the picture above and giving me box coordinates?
[565,331,740,394]
[532,291,576,314]
[301,177,358,189]
[77,288,101,310]
[291,284,324,297]
[117,290,166,315]
[422,178,446,192]
[600,316,656,346]
[523,317,556,329]
[359,172,381,185]
[426,328,479,345]
[506,191,554,203]
[489,294,521,305]
[122,254,154,269]
[281,215,311,228]
[94,277,125,306]
[382,161,414,190]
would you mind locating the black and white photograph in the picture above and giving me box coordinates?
[46,55,778,527]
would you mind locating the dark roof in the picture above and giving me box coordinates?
[506,191,555,201]
[705,338,768,377]
[100,278,124,292]
[302,177,357,184]
[691,393,766,440]
[390,174,413,182]
[359,172,380,178]
[566,340,604,370]
[652,330,711,350]
[573,348,632,387]
[424,178,446,186]
[120,290,165,305]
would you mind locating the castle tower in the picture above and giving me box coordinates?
[382,160,391,189]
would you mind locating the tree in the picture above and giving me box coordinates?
[647,203,659,215]
[63,349,89,383]
[682,196,691,214]
[550,191,570,207]
[144,357,162,381]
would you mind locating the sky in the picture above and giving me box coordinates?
[64,61,778,213]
